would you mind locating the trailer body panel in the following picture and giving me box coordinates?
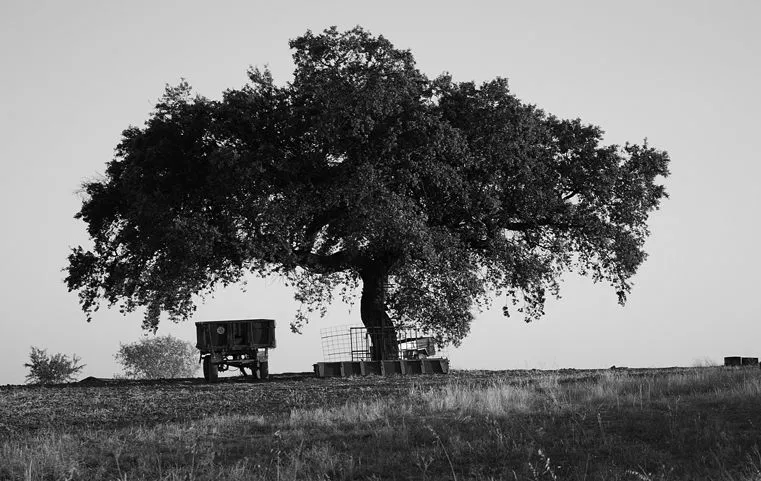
[196,319,276,353]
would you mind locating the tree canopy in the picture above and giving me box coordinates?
[66,26,669,348]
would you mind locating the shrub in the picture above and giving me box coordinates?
[24,347,85,384]
[692,357,719,367]
[115,335,198,379]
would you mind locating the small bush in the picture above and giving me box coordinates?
[115,335,198,379]
[692,357,719,367]
[24,347,85,385]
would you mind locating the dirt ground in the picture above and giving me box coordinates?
[0,367,689,436]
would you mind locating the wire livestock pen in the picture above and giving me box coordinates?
[319,325,356,363]
[315,325,449,377]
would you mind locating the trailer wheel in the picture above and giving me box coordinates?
[257,362,269,380]
[203,357,218,383]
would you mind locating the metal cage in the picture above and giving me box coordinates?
[320,325,437,362]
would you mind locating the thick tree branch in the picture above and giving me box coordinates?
[562,191,579,201]
[297,249,356,274]
[299,206,346,253]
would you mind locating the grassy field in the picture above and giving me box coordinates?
[2,367,761,480]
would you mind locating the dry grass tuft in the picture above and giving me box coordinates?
[421,381,537,414]
[289,398,405,426]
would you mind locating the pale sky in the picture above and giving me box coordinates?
[1,1,759,385]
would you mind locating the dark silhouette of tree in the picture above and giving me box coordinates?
[66,27,669,359]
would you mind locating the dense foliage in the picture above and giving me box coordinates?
[115,335,198,379]
[66,27,669,348]
[24,347,85,385]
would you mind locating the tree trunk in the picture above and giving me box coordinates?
[360,265,398,361]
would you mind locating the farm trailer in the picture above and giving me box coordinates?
[195,319,276,382]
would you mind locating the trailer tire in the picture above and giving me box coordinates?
[203,357,218,383]
[258,362,269,380]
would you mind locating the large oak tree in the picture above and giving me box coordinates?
[66,27,669,358]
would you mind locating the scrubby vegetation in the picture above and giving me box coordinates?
[115,335,198,379]
[23,346,84,385]
[2,368,761,480]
